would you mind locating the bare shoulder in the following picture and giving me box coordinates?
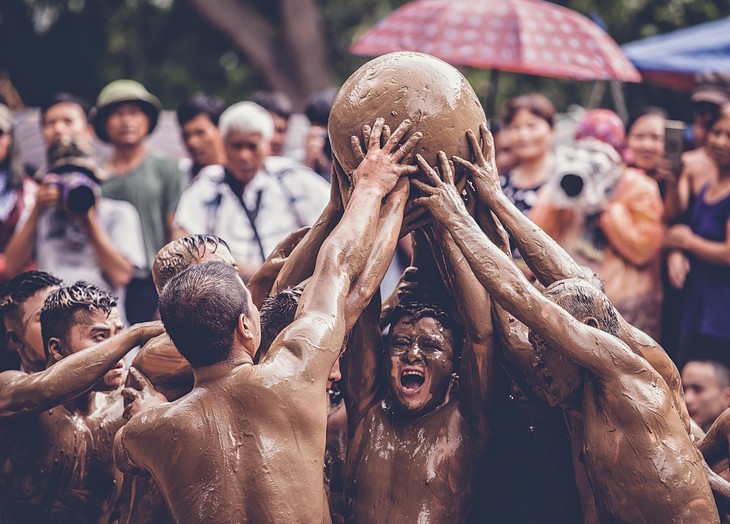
[263,312,337,364]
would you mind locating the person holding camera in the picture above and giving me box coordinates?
[4,136,145,324]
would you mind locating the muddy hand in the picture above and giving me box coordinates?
[350,117,422,196]
[122,367,167,419]
[411,152,469,224]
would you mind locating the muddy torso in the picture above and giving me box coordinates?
[581,373,719,524]
[345,397,481,523]
[0,391,125,524]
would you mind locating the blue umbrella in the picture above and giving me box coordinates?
[622,17,730,89]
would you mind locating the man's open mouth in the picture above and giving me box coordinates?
[400,368,425,392]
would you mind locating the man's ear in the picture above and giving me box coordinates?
[722,387,730,408]
[239,314,253,341]
[583,317,600,330]
[47,338,64,362]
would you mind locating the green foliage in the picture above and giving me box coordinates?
[0,0,727,119]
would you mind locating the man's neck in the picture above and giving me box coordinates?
[192,353,254,386]
[108,143,148,175]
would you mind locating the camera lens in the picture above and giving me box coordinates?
[560,174,584,197]
[66,185,96,214]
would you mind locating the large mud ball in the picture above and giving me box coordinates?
[328,52,487,178]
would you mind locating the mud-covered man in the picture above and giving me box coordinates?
[0,280,162,523]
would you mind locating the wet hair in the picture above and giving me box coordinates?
[502,93,556,129]
[219,101,274,141]
[159,262,249,368]
[0,271,62,321]
[258,285,303,358]
[153,235,231,292]
[304,87,338,126]
[684,359,730,389]
[626,106,668,134]
[40,93,90,122]
[386,300,465,361]
[40,281,116,348]
[176,93,225,127]
[251,91,293,120]
[542,278,620,337]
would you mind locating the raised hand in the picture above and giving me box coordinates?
[452,123,502,203]
[122,367,168,420]
[350,117,422,196]
[411,151,469,224]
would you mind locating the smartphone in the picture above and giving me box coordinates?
[665,120,686,176]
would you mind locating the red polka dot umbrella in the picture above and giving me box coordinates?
[350,0,641,83]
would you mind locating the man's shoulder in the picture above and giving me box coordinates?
[265,157,328,187]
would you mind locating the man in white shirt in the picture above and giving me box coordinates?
[173,101,329,279]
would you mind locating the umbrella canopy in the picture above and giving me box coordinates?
[351,0,640,83]
[622,16,730,91]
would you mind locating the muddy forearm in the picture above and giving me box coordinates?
[0,324,160,419]
[486,191,590,286]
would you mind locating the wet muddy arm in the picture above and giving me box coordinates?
[427,224,494,421]
[0,322,164,420]
[279,119,420,380]
[114,414,151,477]
[700,410,730,472]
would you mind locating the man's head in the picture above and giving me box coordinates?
[692,72,730,146]
[159,262,260,369]
[385,300,462,415]
[220,101,273,184]
[0,271,62,372]
[40,93,94,148]
[528,279,620,407]
[682,359,730,431]
[251,91,293,157]
[40,281,122,388]
[176,93,225,169]
[93,80,162,145]
[153,235,235,293]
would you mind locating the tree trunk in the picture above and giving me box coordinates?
[188,0,332,110]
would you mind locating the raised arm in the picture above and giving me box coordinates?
[0,321,163,420]
[268,119,420,383]
[412,154,641,380]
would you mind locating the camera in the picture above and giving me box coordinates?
[544,139,623,214]
[56,171,101,214]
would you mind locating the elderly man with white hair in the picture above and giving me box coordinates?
[173,101,330,279]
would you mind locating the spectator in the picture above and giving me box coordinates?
[304,87,338,180]
[5,136,145,325]
[532,109,665,340]
[176,93,226,179]
[40,93,94,149]
[173,101,329,280]
[0,104,36,288]
[92,79,187,323]
[499,93,556,217]
[251,91,293,158]
[666,103,730,368]
[677,75,730,223]
[682,359,730,433]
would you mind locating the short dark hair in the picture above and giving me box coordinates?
[40,281,116,348]
[502,93,556,129]
[40,93,90,122]
[258,285,303,359]
[685,359,730,389]
[251,91,293,120]
[159,262,249,368]
[543,278,620,337]
[626,106,668,134]
[176,93,225,127]
[152,235,231,291]
[0,271,62,320]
